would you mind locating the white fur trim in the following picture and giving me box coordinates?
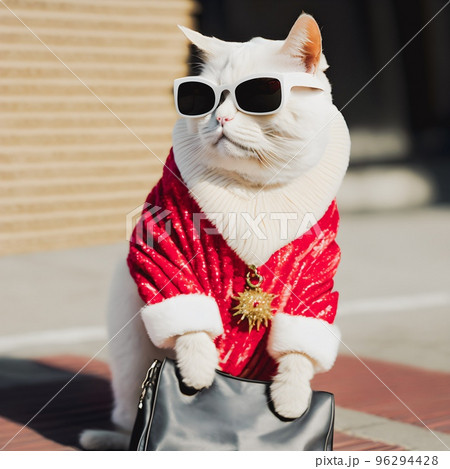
[140,294,223,349]
[267,313,341,373]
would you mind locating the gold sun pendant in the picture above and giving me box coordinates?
[232,265,276,332]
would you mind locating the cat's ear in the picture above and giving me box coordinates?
[178,25,226,57]
[281,13,323,73]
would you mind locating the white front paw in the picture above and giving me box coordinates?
[270,353,314,419]
[175,331,219,389]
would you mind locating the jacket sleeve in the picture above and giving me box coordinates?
[267,203,342,373]
[127,196,223,349]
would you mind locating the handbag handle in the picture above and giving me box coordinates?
[138,360,162,409]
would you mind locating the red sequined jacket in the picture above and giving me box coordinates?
[128,150,341,380]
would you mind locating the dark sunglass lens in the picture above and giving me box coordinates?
[235,78,281,113]
[177,81,215,116]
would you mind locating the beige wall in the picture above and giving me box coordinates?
[0,0,195,255]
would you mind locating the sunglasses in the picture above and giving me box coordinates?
[174,72,325,118]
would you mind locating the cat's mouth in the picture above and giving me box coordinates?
[215,133,251,152]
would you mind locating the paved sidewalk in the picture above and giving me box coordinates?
[1,354,449,451]
[0,205,449,450]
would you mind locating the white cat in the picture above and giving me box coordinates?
[80,13,350,450]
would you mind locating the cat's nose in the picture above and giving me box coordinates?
[216,116,234,125]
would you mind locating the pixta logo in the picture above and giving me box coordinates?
[126,203,172,248]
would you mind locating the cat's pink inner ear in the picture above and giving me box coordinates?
[281,13,322,73]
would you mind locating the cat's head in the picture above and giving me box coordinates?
[173,13,335,187]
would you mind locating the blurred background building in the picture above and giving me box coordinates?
[1,0,449,256]
[0,0,196,255]
[196,0,450,211]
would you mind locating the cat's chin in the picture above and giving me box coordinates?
[204,152,290,188]
[213,134,250,158]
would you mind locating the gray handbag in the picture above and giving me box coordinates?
[129,358,335,451]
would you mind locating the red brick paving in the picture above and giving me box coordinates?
[0,417,74,451]
[334,432,404,451]
[312,355,450,434]
[0,354,447,451]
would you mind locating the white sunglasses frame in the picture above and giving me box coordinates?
[173,72,325,118]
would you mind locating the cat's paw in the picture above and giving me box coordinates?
[79,429,130,451]
[270,353,315,419]
[175,331,219,389]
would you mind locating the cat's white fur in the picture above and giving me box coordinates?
[173,108,349,266]
[80,14,350,450]
[175,26,333,187]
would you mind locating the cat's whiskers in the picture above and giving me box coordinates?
[261,140,294,168]
[253,149,276,171]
